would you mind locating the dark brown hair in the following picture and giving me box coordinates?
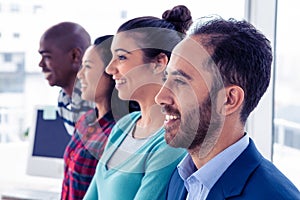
[117,5,192,62]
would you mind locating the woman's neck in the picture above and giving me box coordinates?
[133,103,164,139]
[95,97,111,119]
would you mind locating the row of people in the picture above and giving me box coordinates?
[38,4,300,200]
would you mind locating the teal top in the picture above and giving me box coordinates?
[83,111,186,200]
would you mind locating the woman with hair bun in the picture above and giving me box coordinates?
[84,5,192,200]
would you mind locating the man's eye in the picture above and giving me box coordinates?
[174,78,186,85]
[84,64,91,69]
[118,55,126,60]
[43,55,51,59]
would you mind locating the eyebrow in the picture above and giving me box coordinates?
[170,69,193,80]
[83,60,94,64]
[38,50,50,54]
[114,48,131,54]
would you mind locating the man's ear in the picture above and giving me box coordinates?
[153,53,168,74]
[71,47,83,64]
[220,85,244,116]
[70,47,83,71]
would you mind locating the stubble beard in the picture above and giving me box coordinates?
[165,95,222,158]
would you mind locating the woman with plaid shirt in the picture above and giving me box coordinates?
[61,35,117,200]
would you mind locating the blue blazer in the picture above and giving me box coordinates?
[167,139,300,200]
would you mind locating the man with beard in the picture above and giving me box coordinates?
[38,22,94,135]
[155,17,300,199]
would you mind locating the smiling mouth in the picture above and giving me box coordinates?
[116,79,126,84]
[165,114,180,123]
[81,84,88,89]
[43,72,52,79]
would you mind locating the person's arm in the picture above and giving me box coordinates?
[134,146,186,200]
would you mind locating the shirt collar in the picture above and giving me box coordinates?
[178,133,250,190]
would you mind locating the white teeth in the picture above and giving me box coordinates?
[165,114,179,121]
[79,82,87,88]
[43,72,51,78]
[116,79,126,84]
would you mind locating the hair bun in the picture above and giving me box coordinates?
[162,5,192,33]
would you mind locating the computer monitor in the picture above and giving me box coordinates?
[26,105,71,179]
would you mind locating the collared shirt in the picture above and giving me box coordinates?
[178,133,249,200]
[61,109,115,200]
[58,80,95,135]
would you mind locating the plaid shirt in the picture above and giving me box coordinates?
[61,109,115,200]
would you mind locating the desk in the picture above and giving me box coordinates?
[0,142,62,196]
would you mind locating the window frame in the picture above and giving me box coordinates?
[245,0,277,160]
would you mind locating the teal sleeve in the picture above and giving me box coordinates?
[83,175,98,200]
[133,146,186,200]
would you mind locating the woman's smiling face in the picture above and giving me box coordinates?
[105,32,157,101]
[78,45,112,102]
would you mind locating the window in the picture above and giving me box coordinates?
[4,53,12,62]
[120,10,127,19]
[273,0,300,188]
[13,32,20,38]
[10,3,20,12]
[33,5,42,14]
[0,52,25,93]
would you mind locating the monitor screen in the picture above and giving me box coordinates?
[26,105,71,179]
[32,109,70,158]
